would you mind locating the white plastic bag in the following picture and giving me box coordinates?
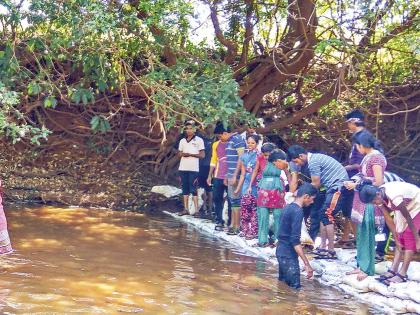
[300,221,313,245]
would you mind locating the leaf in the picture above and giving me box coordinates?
[43,96,57,108]
[90,116,101,132]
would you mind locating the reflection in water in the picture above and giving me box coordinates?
[0,206,375,314]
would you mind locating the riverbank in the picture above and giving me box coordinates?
[164,211,420,314]
[0,142,168,210]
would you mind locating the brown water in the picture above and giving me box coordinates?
[0,206,374,314]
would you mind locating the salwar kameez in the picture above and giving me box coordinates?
[256,162,285,245]
[356,203,376,276]
[0,182,12,255]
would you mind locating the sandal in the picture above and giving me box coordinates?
[382,273,408,286]
[253,243,269,248]
[214,224,224,231]
[227,228,239,235]
[376,269,397,282]
[375,254,385,263]
[314,250,337,260]
[177,210,189,216]
[340,241,356,249]
[311,248,328,255]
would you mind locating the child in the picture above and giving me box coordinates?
[177,120,205,216]
[276,183,317,289]
[234,134,260,238]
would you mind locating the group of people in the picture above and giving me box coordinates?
[177,111,420,289]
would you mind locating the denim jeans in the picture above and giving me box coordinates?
[277,256,301,289]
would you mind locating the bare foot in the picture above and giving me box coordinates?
[357,271,368,281]
[346,268,361,275]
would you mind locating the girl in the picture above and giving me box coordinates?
[234,134,260,238]
[344,132,386,281]
[255,149,288,247]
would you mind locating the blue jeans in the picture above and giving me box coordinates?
[277,256,301,289]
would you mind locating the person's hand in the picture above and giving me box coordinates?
[246,187,252,195]
[182,152,190,157]
[207,177,212,187]
[344,181,356,190]
[234,188,240,195]
[305,264,314,279]
[223,178,228,186]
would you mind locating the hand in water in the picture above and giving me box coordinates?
[305,264,314,279]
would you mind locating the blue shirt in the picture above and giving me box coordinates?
[226,133,246,177]
[276,203,303,259]
[308,153,349,190]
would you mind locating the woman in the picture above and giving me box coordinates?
[255,149,288,247]
[359,182,420,285]
[344,132,386,281]
[234,134,260,238]
[0,180,13,255]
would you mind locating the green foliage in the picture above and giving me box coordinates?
[0,82,50,144]
[90,115,111,134]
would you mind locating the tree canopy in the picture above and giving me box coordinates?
[0,0,418,179]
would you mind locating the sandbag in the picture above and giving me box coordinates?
[151,185,182,198]
[336,248,356,264]
[368,280,393,297]
[384,297,407,313]
[284,192,295,205]
[406,261,420,282]
[343,274,372,292]
[406,301,420,314]
[300,220,313,245]
[374,261,389,275]
[188,188,204,215]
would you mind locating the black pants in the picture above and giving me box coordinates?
[179,171,198,196]
[277,256,301,289]
[304,191,326,241]
[213,178,229,225]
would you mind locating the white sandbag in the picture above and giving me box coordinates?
[151,185,182,198]
[300,221,313,245]
[310,260,324,275]
[222,200,229,223]
[336,248,356,264]
[343,274,372,292]
[406,301,420,314]
[375,261,389,275]
[409,288,420,304]
[406,261,420,282]
[188,188,204,215]
[368,280,393,297]
[384,297,407,313]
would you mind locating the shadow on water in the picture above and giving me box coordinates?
[0,206,377,314]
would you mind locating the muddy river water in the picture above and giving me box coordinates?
[0,207,375,314]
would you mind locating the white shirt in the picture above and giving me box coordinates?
[382,182,420,233]
[178,136,205,172]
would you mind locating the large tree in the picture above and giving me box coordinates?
[0,0,418,179]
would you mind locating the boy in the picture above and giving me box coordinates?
[178,120,205,216]
[276,183,317,289]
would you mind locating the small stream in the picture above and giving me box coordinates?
[0,206,375,314]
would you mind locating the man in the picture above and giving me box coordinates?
[359,182,420,285]
[208,122,246,233]
[339,109,371,248]
[287,145,350,259]
[276,183,316,289]
[177,120,205,216]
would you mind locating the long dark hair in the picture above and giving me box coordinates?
[354,132,384,154]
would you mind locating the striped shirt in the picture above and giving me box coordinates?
[351,171,404,183]
[226,133,246,177]
[307,153,349,190]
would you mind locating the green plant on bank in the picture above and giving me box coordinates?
[0,82,50,144]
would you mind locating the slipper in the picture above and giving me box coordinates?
[214,225,224,231]
[375,254,385,263]
[177,210,189,216]
[340,241,356,249]
[311,248,328,255]
[253,243,269,248]
[376,269,396,282]
[382,273,408,286]
[227,228,239,235]
[314,250,337,260]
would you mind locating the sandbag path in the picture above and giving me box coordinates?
[164,211,420,314]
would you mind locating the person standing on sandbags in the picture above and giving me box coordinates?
[177,120,205,216]
[287,145,352,259]
[276,183,316,289]
[359,182,420,285]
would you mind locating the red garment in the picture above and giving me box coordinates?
[256,154,267,180]
[256,189,285,208]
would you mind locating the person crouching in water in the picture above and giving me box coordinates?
[276,183,316,289]
[177,120,205,216]
[359,182,420,285]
